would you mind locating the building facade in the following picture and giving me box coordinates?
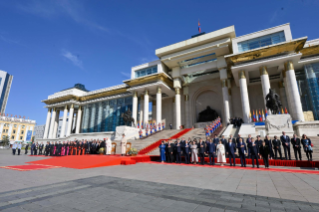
[34,125,45,140]
[0,116,36,143]
[0,70,13,114]
[41,23,319,140]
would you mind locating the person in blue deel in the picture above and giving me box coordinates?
[159,140,166,163]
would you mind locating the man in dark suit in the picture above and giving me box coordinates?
[272,135,282,160]
[166,140,174,163]
[280,131,291,160]
[226,138,236,166]
[213,135,219,147]
[31,141,35,155]
[246,134,252,159]
[250,138,259,168]
[236,134,242,145]
[207,138,216,165]
[291,134,302,161]
[256,136,263,159]
[220,135,227,150]
[198,139,206,165]
[183,139,190,164]
[175,139,182,163]
[237,138,247,167]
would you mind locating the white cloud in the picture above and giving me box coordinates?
[61,50,83,69]
[17,0,110,33]
[120,72,131,78]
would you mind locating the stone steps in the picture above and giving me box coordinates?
[112,129,181,154]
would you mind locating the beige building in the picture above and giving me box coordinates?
[0,116,36,143]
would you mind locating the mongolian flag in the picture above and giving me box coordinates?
[285,107,288,114]
[259,110,262,122]
[249,111,252,123]
[198,19,201,33]
[253,110,256,122]
[265,109,268,118]
[137,121,140,129]
[282,108,284,114]
[262,110,265,121]
[278,109,281,114]
[141,122,144,129]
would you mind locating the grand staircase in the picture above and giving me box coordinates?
[112,130,181,154]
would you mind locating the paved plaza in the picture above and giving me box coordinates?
[1,150,319,212]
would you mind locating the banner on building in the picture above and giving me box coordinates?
[26,130,32,141]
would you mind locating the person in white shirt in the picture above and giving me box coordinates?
[106,138,112,155]
[120,134,127,156]
[17,142,22,155]
[12,142,17,155]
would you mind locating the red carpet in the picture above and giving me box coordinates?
[27,155,160,169]
[0,164,60,171]
[142,161,319,175]
[138,128,193,155]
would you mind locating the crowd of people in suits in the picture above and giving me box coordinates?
[229,117,244,127]
[20,134,129,157]
[159,131,314,168]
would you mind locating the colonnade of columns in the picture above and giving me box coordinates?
[43,104,83,139]
[131,87,163,127]
[237,61,304,122]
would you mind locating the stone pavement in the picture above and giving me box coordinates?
[1,150,319,212]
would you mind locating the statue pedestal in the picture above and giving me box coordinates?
[114,126,140,140]
[265,114,294,137]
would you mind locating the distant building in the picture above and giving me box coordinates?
[0,70,13,114]
[34,125,45,140]
[0,115,36,143]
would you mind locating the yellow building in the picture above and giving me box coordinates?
[0,116,36,143]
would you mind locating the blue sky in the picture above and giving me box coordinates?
[1,0,319,125]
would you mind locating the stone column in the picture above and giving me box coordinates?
[76,106,82,134]
[48,108,56,139]
[260,66,271,114]
[220,68,231,125]
[60,105,68,137]
[284,61,305,121]
[175,88,181,129]
[66,104,74,136]
[132,91,138,126]
[43,108,51,139]
[183,86,190,128]
[139,95,144,125]
[221,79,231,125]
[144,90,149,125]
[156,87,162,125]
[53,110,60,138]
[227,79,233,119]
[278,81,289,111]
[282,70,293,116]
[238,70,251,123]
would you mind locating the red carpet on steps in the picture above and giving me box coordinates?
[27,155,160,169]
[142,161,319,175]
[138,128,193,155]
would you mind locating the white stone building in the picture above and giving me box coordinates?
[41,23,319,140]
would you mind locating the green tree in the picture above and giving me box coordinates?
[1,135,10,146]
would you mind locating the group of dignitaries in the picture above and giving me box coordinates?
[24,138,114,156]
[159,131,314,169]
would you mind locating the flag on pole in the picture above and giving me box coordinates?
[265,109,268,118]
[262,109,265,121]
[198,19,201,33]
[253,110,256,122]
[259,110,262,122]
[249,111,252,123]
[285,107,288,114]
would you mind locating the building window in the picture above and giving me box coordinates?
[135,66,157,78]
[14,124,17,128]
[21,130,24,134]
[20,136,23,140]
[2,129,5,133]
[22,125,25,129]
[238,31,286,52]
[6,129,8,133]
[13,130,16,134]
[2,135,5,139]
[11,136,14,139]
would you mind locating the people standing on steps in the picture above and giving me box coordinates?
[301,134,313,161]
[259,141,270,169]
[159,140,166,163]
[280,131,291,160]
[226,138,236,166]
[272,135,282,160]
[291,134,302,161]
[190,140,198,164]
[216,140,226,166]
